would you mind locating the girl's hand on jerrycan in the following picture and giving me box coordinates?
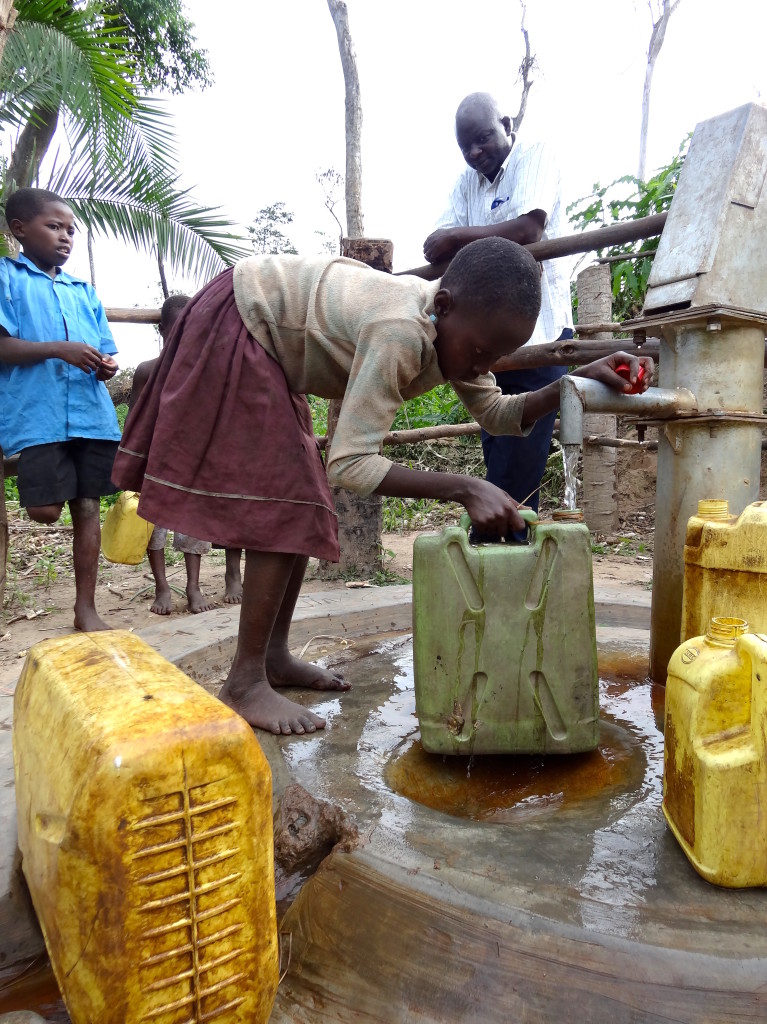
[459,477,530,540]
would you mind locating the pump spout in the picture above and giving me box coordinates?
[558,376,697,446]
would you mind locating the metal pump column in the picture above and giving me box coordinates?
[628,103,767,681]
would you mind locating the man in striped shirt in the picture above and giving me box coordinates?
[424,92,573,536]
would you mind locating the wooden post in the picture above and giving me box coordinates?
[577,265,619,534]
[318,238,393,579]
[0,447,8,610]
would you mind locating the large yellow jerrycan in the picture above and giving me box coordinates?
[13,630,279,1024]
[663,616,767,887]
[681,498,767,642]
[412,511,599,755]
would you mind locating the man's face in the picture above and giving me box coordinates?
[455,103,513,183]
[11,200,75,273]
[433,293,534,383]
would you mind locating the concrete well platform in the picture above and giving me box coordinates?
[9,582,763,1022]
[265,636,767,1023]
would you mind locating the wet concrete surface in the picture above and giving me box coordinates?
[268,638,767,1022]
[5,583,767,1021]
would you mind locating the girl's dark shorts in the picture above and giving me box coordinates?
[17,439,119,508]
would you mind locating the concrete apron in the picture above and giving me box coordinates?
[5,582,742,1024]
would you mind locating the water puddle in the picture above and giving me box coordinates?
[0,956,68,1022]
[386,667,659,824]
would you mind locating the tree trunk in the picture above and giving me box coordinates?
[318,239,393,580]
[638,0,681,180]
[326,0,364,238]
[157,250,169,299]
[87,228,97,288]
[577,265,619,534]
[0,2,18,598]
[0,0,17,69]
[6,105,60,192]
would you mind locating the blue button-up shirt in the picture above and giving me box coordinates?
[0,253,120,455]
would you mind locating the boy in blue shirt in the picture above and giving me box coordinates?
[0,187,121,631]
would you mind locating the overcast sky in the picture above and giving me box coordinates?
[52,0,767,365]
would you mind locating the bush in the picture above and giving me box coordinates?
[568,139,689,321]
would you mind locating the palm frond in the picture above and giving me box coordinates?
[0,0,249,282]
[0,1,136,128]
[48,150,249,281]
[75,196,250,281]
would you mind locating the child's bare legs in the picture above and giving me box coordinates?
[184,552,214,613]
[69,497,109,631]
[223,547,243,604]
[147,546,173,615]
[265,554,349,692]
[219,550,345,734]
[27,497,108,631]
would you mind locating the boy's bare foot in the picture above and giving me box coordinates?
[219,677,326,735]
[74,605,110,632]
[223,579,243,604]
[187,585,214,614]
[150,585,173,615]
[266,649,350,691]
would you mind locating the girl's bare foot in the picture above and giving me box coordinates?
[187,585,214,614]
[150,585,173,615]
[223,580,243,604]
[74,604,110,632]
[266,649,350,691]
[219,676,326,734]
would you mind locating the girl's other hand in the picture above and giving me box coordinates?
[578,352,654,393]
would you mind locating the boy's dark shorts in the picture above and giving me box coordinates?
[17,439,120,508]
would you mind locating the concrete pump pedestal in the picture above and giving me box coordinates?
[267,638,767,1024]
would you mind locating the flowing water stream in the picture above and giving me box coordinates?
[562,443,580,510]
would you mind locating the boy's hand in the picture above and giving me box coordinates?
[576,352,654,393]
[460,478,526,537]
[96,354,118,381]
[61,343,107,374]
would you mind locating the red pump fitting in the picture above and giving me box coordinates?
[614,363,647,394]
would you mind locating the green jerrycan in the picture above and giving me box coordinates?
[413,512,599,755]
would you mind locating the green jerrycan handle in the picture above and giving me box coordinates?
[460,507,539,543]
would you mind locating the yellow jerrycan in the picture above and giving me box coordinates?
[100,490,154,564]
[13,630,279,1024]
[681,498,767,642]
[663,616,767,887]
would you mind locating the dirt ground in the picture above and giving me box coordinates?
[0,493,654,685]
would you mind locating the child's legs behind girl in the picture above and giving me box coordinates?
[17,438,118,631]
[147,528,213,615]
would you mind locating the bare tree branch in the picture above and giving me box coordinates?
[316,167,345,253]
[511,1,537,133]
[326,0,364,238]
